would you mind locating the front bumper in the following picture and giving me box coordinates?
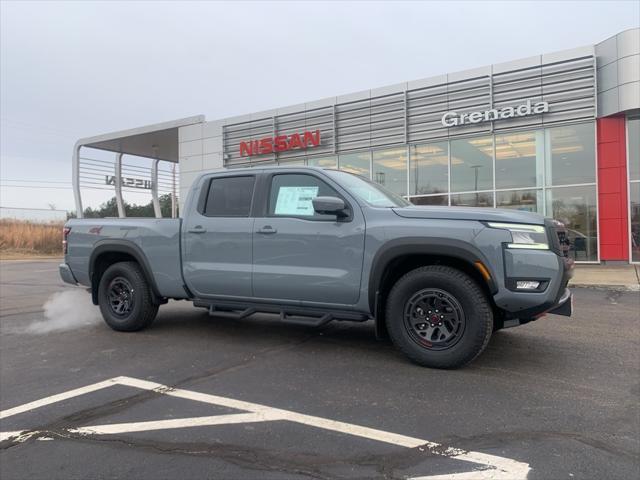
[506,254,574,322]
[59,263,78,285]
[548,287,572,317]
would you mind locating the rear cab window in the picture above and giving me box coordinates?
[202,175,255,217]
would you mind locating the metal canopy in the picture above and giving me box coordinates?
[76,115,205,162]
[73,115,205,218]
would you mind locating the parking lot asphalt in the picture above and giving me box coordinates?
[0,259,639,480]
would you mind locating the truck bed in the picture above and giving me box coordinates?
[65,218,187,299]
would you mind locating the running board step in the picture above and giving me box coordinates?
[208,306,334,327]
[197,301,369,326]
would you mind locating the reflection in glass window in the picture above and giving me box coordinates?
[410,195,448,206]
[630,183,640,263]
[278,158,306,166]
[496,189,542,213]
[325,170,409,207]
[451,192,493,208]
[307,156,337,168]
[450,136,494,192]
[339,152,370,178]
[410,142,448,195]
[495,131,542,189]
[546,186,598,261]
[249,161,276,168]
[546,123,595,186]
[628,117,640,181]
[372,147,407,197]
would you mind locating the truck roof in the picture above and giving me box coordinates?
[204,165,329,175]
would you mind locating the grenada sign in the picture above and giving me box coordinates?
[441,100,549,127]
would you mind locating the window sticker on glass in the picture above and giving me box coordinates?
[274,186,319,216]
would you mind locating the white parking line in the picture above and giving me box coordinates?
[116,376,436,450]
[71,412,281,435]
[0,378,118,420]
[0,431,24,442]
[0,376,530,479]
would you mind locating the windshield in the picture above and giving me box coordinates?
[325,170,411,207]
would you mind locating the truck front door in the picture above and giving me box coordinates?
[182,174,256,298]
[252,172,366,306]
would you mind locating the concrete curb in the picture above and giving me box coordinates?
[569,283,640,292]
[0,258,62,262]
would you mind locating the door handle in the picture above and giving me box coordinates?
[256,225,277,234]
[188,225,207,234]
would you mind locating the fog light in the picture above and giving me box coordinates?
[516,281,540,290]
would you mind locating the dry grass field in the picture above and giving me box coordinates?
[0,219,63,258]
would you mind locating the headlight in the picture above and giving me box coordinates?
[487,222,549,250]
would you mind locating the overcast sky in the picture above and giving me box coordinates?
[1,0,638,212]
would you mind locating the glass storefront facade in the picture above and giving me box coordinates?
[628,116,640,263]
[280,121,598,261]
[371,147,407,197]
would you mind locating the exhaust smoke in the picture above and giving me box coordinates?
[25,289,101,334]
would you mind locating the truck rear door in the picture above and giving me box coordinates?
[182,174,256,298]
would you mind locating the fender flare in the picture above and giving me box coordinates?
[89,239,162,303]
[368,237,498,314]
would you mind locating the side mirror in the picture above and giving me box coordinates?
[312,196,348,217]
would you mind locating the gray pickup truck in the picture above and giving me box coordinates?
[60,166,573,368]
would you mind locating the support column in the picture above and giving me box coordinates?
[597,116,629,261]
[115,153,126,218]
[171,163,177,218]
[151,159,162,218]
[72,144,83,218]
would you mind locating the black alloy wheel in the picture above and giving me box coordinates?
[403,288,465,351]
[107,276,135,317]
[385,265,493,369]
[98,261,158,332]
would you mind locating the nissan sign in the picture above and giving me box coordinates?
[105,175,153,190]
[239,130,321,157]
[441,100,549,127]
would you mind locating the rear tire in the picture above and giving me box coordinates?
[98,261,159,332]
[385,265,492,369]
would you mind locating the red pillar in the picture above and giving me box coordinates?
[596,116,629,261]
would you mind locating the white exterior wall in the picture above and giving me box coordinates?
[178,120,225,211]
[596,28,640,117]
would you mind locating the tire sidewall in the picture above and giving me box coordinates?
[98,263,148,331]
[386,267,492,368]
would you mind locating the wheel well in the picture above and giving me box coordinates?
[90,252,139,305]
[375,254,501,337]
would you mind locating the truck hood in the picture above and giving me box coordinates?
[392,205,545,224]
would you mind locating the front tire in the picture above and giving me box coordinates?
[98,261,159,332]
[385,266,493,369]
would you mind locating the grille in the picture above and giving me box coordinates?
[551,221,571,257]
[545,218,570,257]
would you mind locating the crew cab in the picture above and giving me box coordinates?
[60,166,574,368]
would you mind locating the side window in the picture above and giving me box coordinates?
[203,176,255,217]
[268,174,341,219]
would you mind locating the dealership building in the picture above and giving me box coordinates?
[73,28,639,263]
